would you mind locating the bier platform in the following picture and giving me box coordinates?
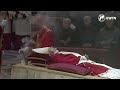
[11,64,107,79]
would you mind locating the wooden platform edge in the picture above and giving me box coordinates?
[11,64,108,79]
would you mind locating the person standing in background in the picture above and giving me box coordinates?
[31,15,54,48]
[55,18,74,47]
[95,19,120,68]
[13,11,31,50]
[80,16,97,48]
[0,12,11,50]
[0,11,8,22]
[95,20,120,49]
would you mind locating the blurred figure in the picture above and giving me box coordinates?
[56,18,74,47]
[13,11,31,50]
[1,12,11,50]
[27,15,55,63]
[31,15,54,48]
[95,20,120,68]
[19,37,35,64]
[80,16,97,48]
[95,20,120,49]
[0,25,3,73]
[0,11,6,23]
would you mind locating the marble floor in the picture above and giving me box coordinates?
[0,50,21,79]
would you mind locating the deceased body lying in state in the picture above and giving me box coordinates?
[18,15,120,79]
[19,45,120,79]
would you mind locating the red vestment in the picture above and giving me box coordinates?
[1,19,11,50]
[50,53,109,75]
[29,26,54,62]
[3,33,11,50]
[50,53,80,65]
[28,51,109,75]
[28,53,80,66]
[35,26,54,48]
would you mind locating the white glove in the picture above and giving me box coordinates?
[70,24,76,30]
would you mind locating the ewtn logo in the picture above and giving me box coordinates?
[98,14,117,22]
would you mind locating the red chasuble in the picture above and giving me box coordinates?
[28,26,54,61]
[36,26,54,48]
[50,53,81,65]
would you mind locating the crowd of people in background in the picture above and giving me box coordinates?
[1,11,120,68]
[0,11,120,50]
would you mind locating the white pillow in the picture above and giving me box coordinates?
[32,47,50,54]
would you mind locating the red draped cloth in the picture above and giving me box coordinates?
[50,53,80,65]
[3,33,11,50]
[28,51,109,75]
[29,53,51,60]
[50,53,109,75]
[35,26,54,48]
[77,62,109,75]
[28,53,80,66]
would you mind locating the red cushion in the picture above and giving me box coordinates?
[28,53,51,60]
[50,53,80,65]
[47,63,91,75]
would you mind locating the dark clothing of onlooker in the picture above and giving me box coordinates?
[79,25,98,48]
